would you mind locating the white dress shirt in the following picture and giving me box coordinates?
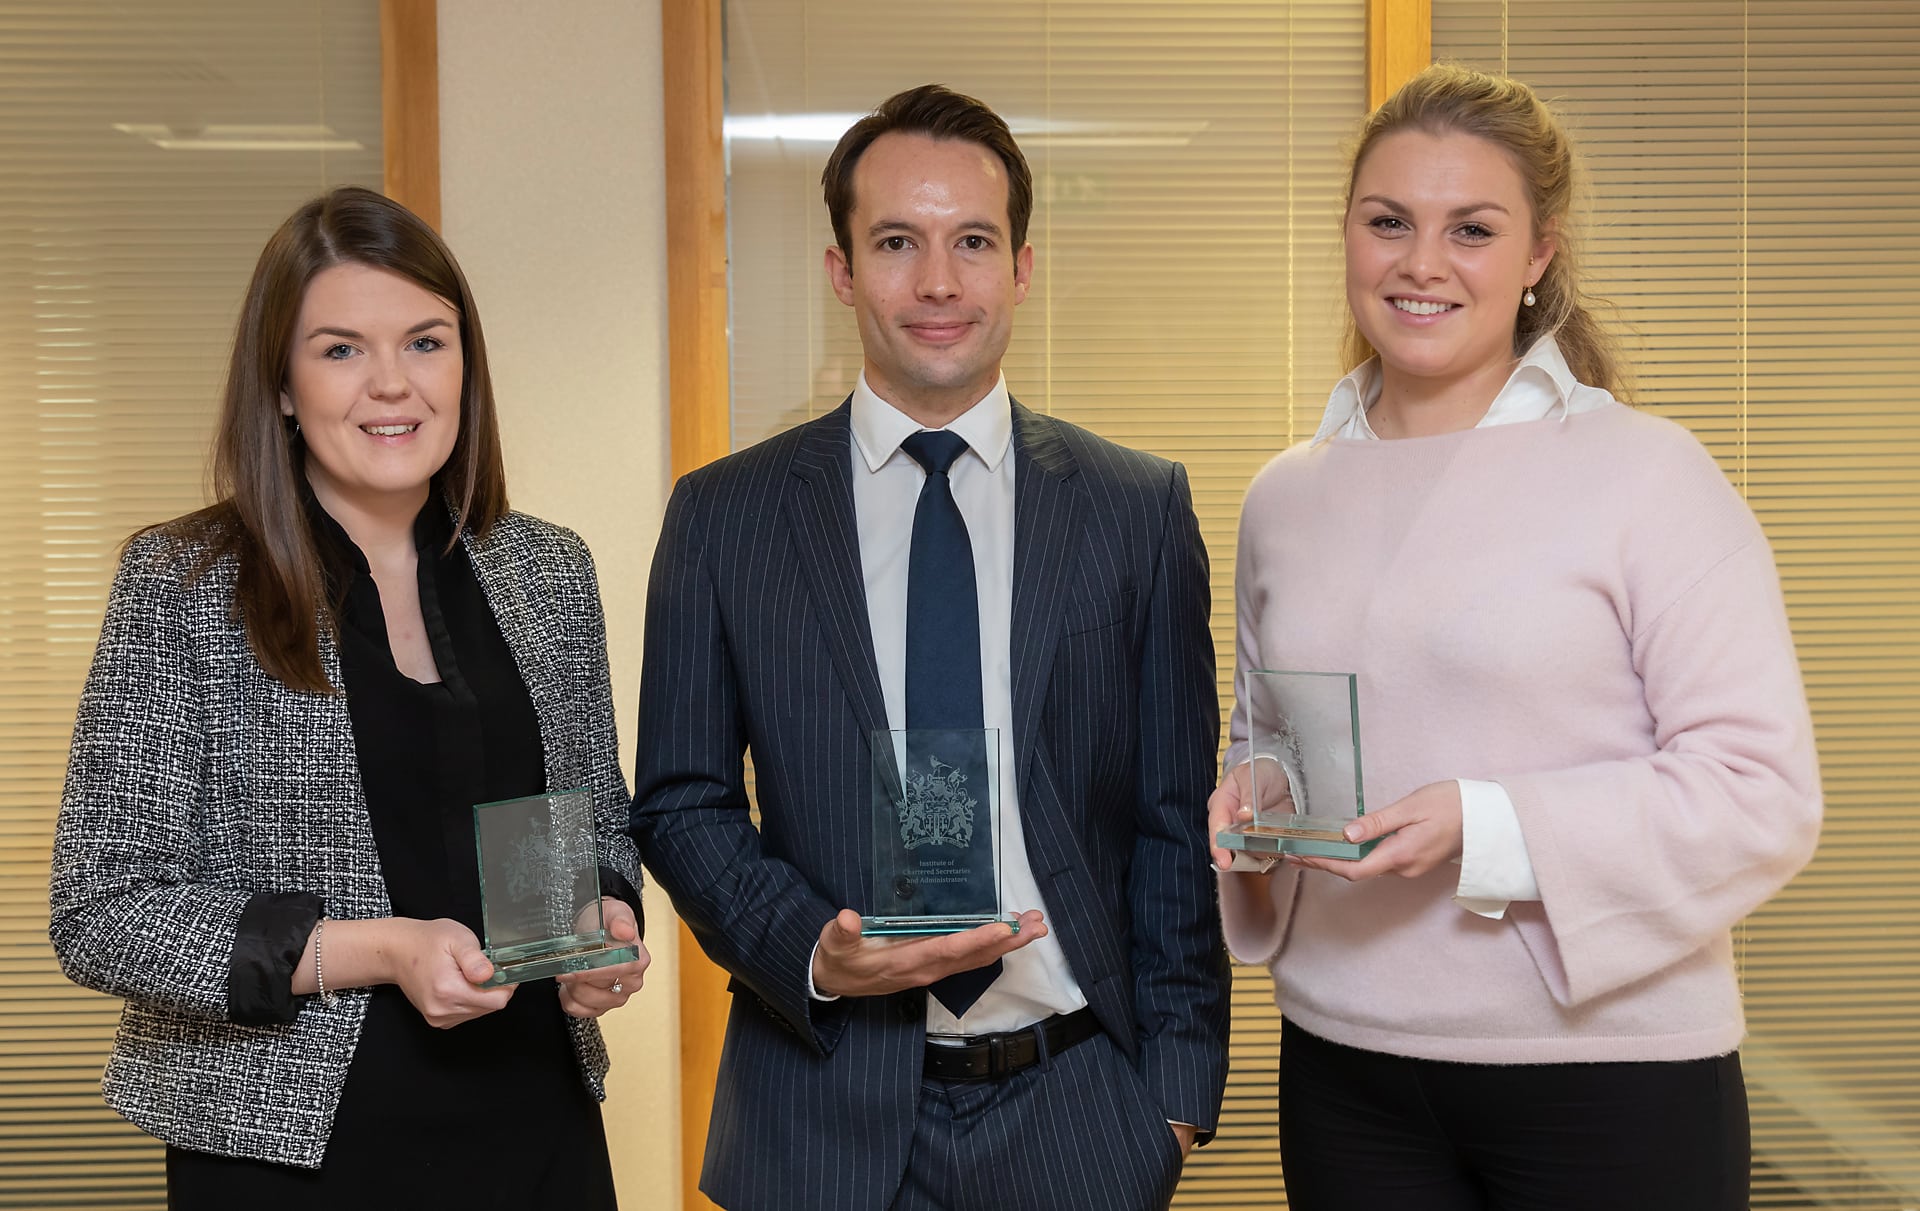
[1311,336,1608,918]
[835,372,1088,1036]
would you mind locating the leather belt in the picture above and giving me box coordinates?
[923,1007,1102,1082]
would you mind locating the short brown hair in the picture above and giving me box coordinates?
[156,185,508,693]
[1342,64,1626,399]
[822,84,1033,262]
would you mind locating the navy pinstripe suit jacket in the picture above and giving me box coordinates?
[633,400,1229,1210]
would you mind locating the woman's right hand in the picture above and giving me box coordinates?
[390,918,515,1028]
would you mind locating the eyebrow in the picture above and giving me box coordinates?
[1357,194,1512,220]
[865,217,1007,240]
[304,317,454,341]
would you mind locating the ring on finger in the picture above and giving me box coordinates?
[610,980,623,994]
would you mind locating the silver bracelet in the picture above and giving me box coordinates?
[313,917,337,1007]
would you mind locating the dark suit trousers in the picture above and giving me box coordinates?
[889,1033,1185,1211]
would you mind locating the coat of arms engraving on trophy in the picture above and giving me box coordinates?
[504,815,552,903]
[491,795,595,936]
[898,754,976,850]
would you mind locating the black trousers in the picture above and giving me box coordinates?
[1278,1019,1750,1211]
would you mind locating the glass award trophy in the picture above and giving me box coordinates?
[472,788,638,986]
[862,727,1017,935]
[1216,669,1378,861]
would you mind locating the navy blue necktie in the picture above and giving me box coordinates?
[901,431,1000,1017]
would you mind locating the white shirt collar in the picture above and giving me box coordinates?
[1311,335,1581,445]
[850,372,1014,473]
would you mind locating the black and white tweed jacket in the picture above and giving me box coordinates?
[48,510,644,1168]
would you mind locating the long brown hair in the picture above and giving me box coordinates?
[1340,64,1627,399]
[156,186,508,693]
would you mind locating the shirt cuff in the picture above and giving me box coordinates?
[228,890,324,1024]
[599,865,645,936]
[1453,779,1540,920]
[806,940,841,1002]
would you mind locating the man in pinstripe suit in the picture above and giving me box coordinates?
[633,84,1230,1211]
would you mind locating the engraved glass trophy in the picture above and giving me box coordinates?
[862,727,1016,935]
[472,788,638,986]
[1216,670,1377,861]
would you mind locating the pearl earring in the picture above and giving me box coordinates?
[1523,287,1537,307]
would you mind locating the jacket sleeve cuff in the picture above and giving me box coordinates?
[228,891,323,1025]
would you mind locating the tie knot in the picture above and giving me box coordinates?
[902,430,969,477]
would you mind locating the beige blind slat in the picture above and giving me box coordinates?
[0,3,382,1205]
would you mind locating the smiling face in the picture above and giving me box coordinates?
[1345,128,1554,424]
[279,262,463,517]
[825,131,1033,426]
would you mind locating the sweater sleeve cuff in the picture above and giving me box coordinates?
[229,891,323,1025]
[1454,779,1541,919]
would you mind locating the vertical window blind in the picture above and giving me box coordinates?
[0,3,381,1205]
[1433,4,1920,1206]
[724,2,1366,1204]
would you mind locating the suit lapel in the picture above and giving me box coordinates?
[784,404,889,740]
[1008,402,1082,798]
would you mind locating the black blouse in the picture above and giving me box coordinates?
[320,497,550,929]
[311,495,590,1156]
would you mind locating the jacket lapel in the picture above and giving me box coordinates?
[784,404,889,741]
[1008,402,1083,798]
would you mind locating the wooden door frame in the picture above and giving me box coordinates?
[380,0,439,227]
[660,3,731,1210]
[1369,0,1433,108]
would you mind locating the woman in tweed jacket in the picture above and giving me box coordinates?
[48,187,648,1207]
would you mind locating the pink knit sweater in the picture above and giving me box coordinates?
[1218,402,1822,1064]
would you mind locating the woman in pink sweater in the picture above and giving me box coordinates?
[1210,65,1821,1211]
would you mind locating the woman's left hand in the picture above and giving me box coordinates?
[1286,780,1464,883]
[556,898,650,1019]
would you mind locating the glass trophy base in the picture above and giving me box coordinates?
[859,913,1021,938]
[479,930,638,987]
[1218,815,1379,861]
